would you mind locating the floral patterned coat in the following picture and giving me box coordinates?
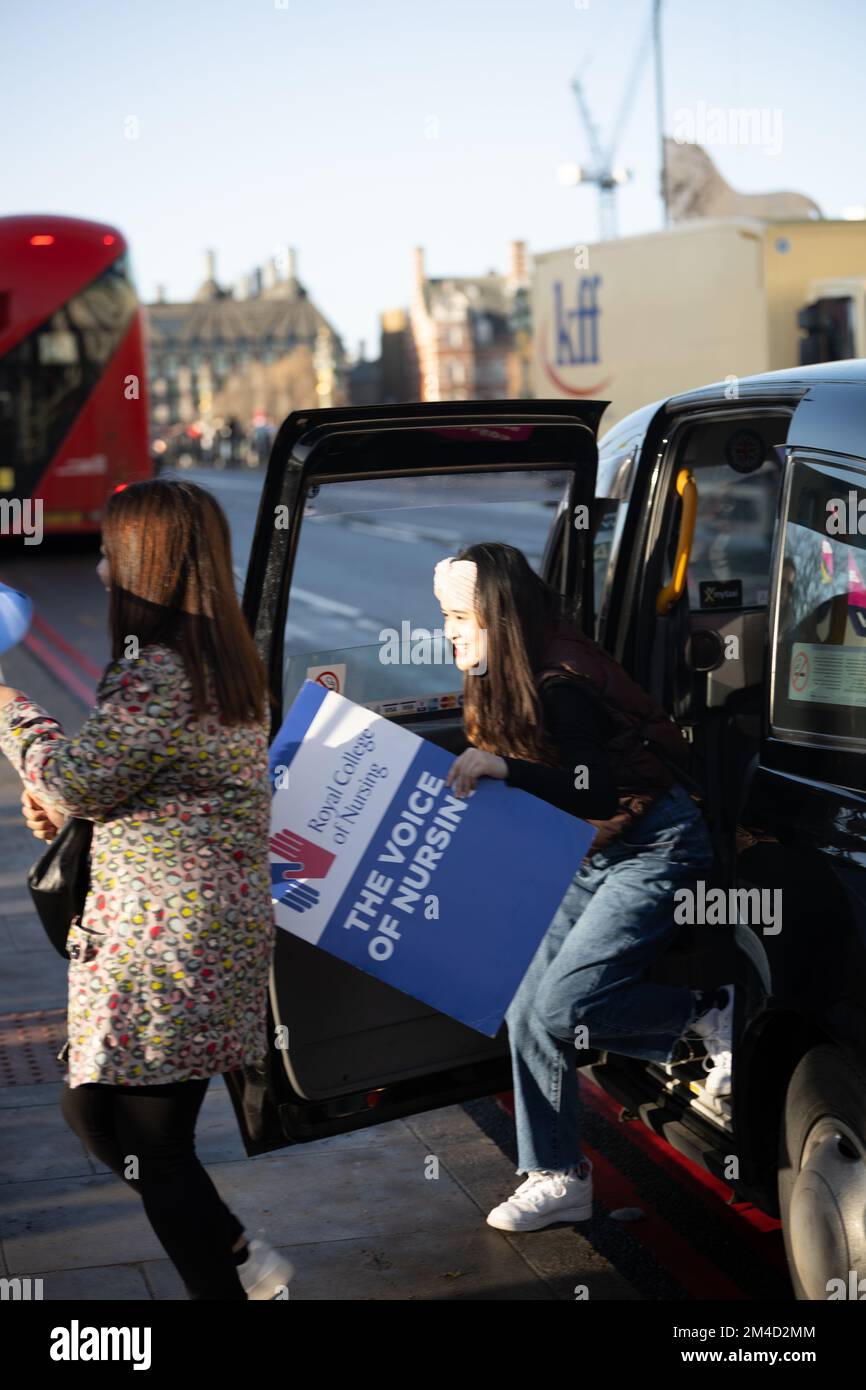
[0,643,275,1088]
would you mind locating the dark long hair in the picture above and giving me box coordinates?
[101,479,270,725]
[457,541,576,763]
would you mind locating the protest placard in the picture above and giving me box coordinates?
[269,680,595,1035]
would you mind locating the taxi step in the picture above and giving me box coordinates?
[646,1057,733,1131]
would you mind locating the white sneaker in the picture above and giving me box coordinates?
[701,1048,733,1099]
[691,984,735,1098]
[236,1237,295,1300]
[486,1160,593,1231]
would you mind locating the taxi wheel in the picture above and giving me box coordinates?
[777,1044,866,1300]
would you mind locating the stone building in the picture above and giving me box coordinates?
[144,247,347,436]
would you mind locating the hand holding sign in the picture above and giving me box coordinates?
[446,747,508,798]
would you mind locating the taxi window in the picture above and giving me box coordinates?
[677,418,787,610]
[593,499,620,634]
[593,433,639,638]
[281,469,568,714]
[772,456,866,744]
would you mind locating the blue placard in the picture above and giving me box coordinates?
[0,582,33,655]
[268,681,595,1036]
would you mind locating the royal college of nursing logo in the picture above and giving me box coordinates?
[269,829,336,913]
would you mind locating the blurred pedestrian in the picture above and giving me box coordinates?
[0,480,292,1300]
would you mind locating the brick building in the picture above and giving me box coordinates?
[408,241,532,402]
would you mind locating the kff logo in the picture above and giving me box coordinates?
[269,829,336,913]
[554,275,602,366]
[541,274,611,396]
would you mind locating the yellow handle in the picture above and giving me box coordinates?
[656,468,697,615]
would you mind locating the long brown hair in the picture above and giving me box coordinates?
[457,542,576,764]
[101,479,270,725]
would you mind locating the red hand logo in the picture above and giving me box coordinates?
[268,829,336,880]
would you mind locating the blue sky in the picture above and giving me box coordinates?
[4,0,864,355]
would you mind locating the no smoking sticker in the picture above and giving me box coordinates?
[306,663,347,694]
[790,648,809,694]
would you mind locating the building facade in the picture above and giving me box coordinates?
[144,247,347,438]
[408,241,532,402]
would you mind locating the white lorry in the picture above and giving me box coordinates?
[531,217,866,430]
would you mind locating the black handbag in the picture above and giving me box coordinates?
[27,817,93,958]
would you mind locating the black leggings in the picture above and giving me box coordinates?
[61,1077,247,1300]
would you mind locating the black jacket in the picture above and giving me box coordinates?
[502,678,619,820]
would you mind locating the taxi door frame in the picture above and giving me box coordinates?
[229,399,608,1154]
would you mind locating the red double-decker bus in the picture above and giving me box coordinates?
[0,214,152,536]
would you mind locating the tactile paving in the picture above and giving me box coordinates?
[0,1008,67,1085]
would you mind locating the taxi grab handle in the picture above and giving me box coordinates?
[656,468,697,616]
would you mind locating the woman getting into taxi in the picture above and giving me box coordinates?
[433,542,734,1231]
[0,479,292,1299]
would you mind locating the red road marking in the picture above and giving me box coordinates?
[577,1074,787,1268]
[30,611,103,681]
[0,575,103,706]
[0,574,101,707]
[578,1141,749,1300]
[21,631,96,707]
[494,1085,756,1299]
[497,1073,785,1261]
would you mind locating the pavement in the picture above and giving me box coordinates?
[0,637,639,1301]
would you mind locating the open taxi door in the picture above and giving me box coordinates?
[228,400,606,1153]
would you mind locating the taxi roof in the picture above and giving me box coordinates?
[668,357,866,409]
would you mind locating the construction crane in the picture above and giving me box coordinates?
[558,3,657,241]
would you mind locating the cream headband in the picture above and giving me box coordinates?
[433,556,478,613]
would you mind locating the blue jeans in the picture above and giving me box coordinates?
[504,783,715,1174]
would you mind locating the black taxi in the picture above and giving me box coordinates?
[228,362,866,1302]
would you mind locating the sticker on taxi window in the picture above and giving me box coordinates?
[788,641,866,705]
[306,663,347,694]
[365,692,463,716]
[699,580,743,608]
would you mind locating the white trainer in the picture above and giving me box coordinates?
[691,984,735,1098]
[486,1159,593,1231]
[701,1048,733,1099]
[237,1236,295,1300]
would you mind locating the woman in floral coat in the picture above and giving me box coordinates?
[0,479,291,1300]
